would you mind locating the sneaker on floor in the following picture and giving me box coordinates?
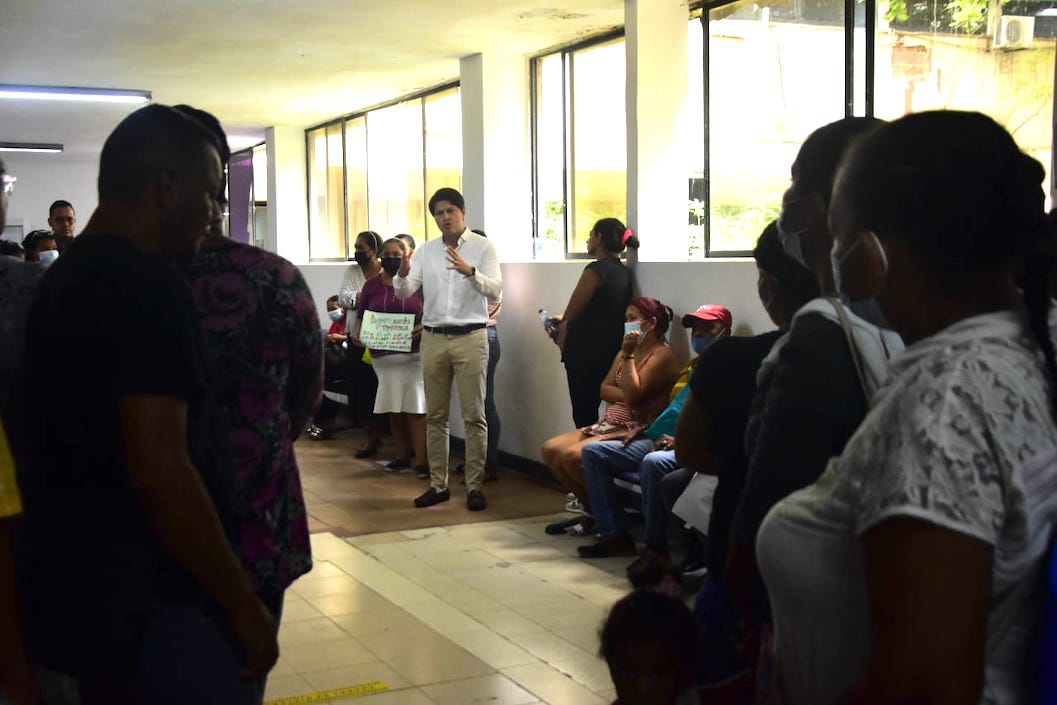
[385,459,411,472]
[565,497,586,514]
[467,489,487,511]
[414,487,450,508]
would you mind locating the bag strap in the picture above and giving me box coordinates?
[827,297,871,399]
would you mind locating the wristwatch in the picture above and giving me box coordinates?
[465,266,476,278]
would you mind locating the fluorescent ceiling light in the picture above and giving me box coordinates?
[0,142,63,154]
[0,85,151,104]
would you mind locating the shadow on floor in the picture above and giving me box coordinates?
[295,427,568,537]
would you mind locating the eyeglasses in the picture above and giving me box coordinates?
[1,174,15,195]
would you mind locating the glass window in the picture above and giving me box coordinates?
[872,3,1054,195]
[570,39,627,255]
[307,124,347,260]
[367,101,425,241]
[306,86,461,260]
[425,87,463,236]
[702,0,846,255]
[532,35,627,259]
[345,116,369,239]
[534,53,568,260]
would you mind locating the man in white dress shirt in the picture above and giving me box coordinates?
[394,188,502,510]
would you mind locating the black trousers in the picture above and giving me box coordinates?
[564,361,608,429]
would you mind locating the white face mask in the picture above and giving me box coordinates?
[624,321,642,336]
[37,249,59,264]
[776,215,807,267]
[831,231,888,302]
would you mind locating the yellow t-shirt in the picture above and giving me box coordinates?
[669,358,696,402]
[0,422,23,518]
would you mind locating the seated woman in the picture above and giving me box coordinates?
[308,295,349,440]
[542,297,680,536]
[353,238,427,475]
[757,111,1057,705]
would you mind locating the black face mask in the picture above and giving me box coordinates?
[353,251,372,267]
[380,256,401,276]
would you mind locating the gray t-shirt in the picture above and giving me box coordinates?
[758,309,1057,705]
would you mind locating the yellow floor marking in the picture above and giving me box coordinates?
[265,680,390,704]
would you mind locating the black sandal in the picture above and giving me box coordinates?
[545,517,582,536]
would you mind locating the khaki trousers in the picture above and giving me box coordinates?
[420,329,489,491]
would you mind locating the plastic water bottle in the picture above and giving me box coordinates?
[539,309,559,336]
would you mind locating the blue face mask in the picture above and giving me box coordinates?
[691,337,715,356]
[37,249,59,265]
[327,308,344,322]
[624,321,641,336]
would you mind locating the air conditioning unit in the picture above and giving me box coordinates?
[993,16,1035,50]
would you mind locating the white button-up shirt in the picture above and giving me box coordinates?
[393,229,502,328]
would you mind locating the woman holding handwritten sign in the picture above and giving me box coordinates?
[354,238,427,475]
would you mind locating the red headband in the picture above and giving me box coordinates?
[622,228,634,245]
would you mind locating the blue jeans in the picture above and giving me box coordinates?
[581,440,680,547]
[485,326,501,465]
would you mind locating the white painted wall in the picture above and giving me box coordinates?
[265,125,309,263]
[1,154,98,241]
[296,258,773,463]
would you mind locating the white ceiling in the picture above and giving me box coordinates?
[0,0,624,157]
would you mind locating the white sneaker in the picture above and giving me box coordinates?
[565,497,586,514]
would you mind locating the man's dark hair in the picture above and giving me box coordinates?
[428,187,465,215]
[0,240,24,258]
[97,104,222,203]
[173,105,231,165]
[396,233,416,251]
[599,590,700,674]
[49,200,74,217]
[22,229,56,253]
[326,294,339,305]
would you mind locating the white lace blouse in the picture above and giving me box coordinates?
[757,308,1057,705]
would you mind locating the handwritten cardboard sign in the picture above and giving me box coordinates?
[360,311,416,352]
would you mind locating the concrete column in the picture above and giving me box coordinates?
[460,52,533,263]
[626,0,691,262]
[265,125,308,263]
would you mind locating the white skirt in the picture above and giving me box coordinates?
[371,352,426,414]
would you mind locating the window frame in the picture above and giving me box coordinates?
[530,29,627,261]
[305,81,460,262]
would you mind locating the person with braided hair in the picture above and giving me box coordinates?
[755,111,1057,705]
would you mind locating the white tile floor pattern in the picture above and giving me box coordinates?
[265,515,631,705]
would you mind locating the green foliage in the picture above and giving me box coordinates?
[688,200,782,258]
[885,0,910,24]
[946,0,988,33]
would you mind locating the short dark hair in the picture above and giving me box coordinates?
[396,233,416,251]
[754,220,820,305]
[173,105,231,165]
[97,104,222,203]
[49,200,74,217]
[599,590,699,676]
[326,294,339,305]
[794,117,883,206]
[428,187,465,215]
[0,240,24,259]
[22,229,56,253]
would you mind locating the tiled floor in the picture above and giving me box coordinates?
[266,518,631,705]
[295,429,570,536]
[271,426,628,704]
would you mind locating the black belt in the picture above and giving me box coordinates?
[424,323,486,336]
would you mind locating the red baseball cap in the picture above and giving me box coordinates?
[682,304,732,331]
